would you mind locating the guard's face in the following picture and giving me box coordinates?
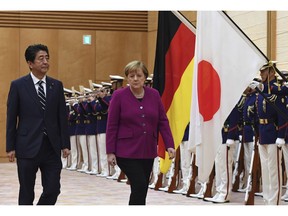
[28,50,50,78]
[260,68,274,83]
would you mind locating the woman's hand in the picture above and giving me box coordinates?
[107,153,117,166]
[167,148,176,160]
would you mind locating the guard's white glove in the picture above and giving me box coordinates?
[188,146,196,154]
[72,101,78,106]
[249,81,263,91]
[249,81,259,89]
[226,139,235,146]
[283,82,288,88]
[276,138,285,147]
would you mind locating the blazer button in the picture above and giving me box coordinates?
[143,131,147,134]
[140,106,143,109]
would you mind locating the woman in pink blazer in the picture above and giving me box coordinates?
[106,60,175,205]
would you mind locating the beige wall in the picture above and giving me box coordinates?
[227,11,267,56]
[0,28,20,161]
[227,11,288,72]
[95,31,148,83]
[276,11,288,70]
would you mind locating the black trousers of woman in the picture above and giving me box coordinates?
[116,157,154,205]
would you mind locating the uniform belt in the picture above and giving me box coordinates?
[76,120,80,124]
[243,121,253,126]
[97,115,107,120]
[84,120,91,124]
[259,118,274,124]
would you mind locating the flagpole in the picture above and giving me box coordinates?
[172,11,196,33]
[221,12,288,82]
[221,11,269,62]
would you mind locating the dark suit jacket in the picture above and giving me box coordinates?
[6,74,70,158]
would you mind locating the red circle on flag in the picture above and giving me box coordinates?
[198,60,221,121]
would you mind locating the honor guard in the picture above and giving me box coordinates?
[65,88,79,171]
[266,71,288,201]
[158,158,176,192]
[173,123,192,195]
[106,75,126,181]
[269,70,288,95]
[282,95,288,201]
[90,83,110,177]
[204,102,240,203]
[66,100,79,171]
[74,94,90,173]
[148,156,160,189]
[253,63,286,205]
[110,75,124,92]
[253,70,288,202]
[62,88,73,169]
[278,71,288,201]
[81,88,99,175]
[238,86,258,192]
[280,86,288,202]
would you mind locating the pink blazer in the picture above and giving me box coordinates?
[106,86,174,159]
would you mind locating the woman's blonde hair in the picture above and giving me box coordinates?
[124,60,149,78]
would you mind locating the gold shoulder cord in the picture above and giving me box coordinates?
[271,63,281,91]
[237,94,246,110]
[256,93,261,120]
[263,99,266,113]
[247,104,255,118]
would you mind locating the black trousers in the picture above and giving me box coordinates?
[116,157,154,205]
[16,135,62,205]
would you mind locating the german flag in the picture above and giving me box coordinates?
[153,11,196,173]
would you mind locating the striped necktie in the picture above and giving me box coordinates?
[37,80,46,111]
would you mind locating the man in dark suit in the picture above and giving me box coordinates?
[6,44,70,205]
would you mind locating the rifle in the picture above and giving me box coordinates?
[282,153,287,187]
[273,65,288,82]
[154,173,163,190]
[245,136,261,205]
[203,163,215,198]
[168,148,181,193]
[186,153,198,196]
[232,141,245,192]
[117,170,126,182]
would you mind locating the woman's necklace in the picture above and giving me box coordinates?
[131,88,145,98]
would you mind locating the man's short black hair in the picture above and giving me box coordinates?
[25,44,49,62]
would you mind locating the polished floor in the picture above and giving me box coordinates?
[0,162,287,208]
